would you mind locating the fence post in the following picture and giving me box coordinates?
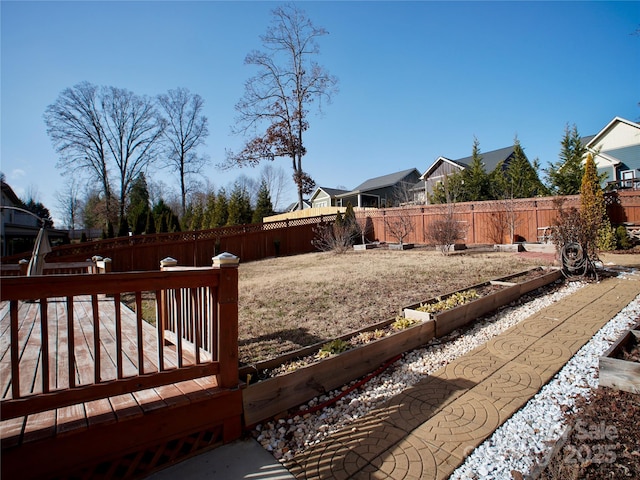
[212,253,239,389]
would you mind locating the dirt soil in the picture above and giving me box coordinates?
[539,387,640,480]
[237,246,555,365]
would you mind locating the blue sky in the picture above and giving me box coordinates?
[2,1,639,224]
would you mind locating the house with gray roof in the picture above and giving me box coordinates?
[586,117,640,188]
[335,168,421,208]
[310,187,350,208]
[418,146,518,204]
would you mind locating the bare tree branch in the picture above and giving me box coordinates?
[157,87,210,215]
[225,4,338,210]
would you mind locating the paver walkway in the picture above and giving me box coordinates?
[283,273,640,479]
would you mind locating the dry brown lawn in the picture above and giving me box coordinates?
[237,246,553,365]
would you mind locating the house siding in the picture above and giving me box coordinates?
[425,162,463,202]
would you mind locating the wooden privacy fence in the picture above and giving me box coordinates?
[365,192,640,245]
[13,215,324,272]
[3,191,640,272]
[0,261,239,421]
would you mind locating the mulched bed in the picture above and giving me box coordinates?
[619,337,640,363]
[539,388,640,480]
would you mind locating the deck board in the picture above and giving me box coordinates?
[0,295,222,446]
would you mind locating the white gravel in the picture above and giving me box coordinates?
[450,270,640,479]
[253,278,591,463]
[254,270,639,477]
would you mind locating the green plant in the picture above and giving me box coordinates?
[350,329,386,346]
[316,338,351,359]
[417,289,479,314]
[597,222,617,251]
[391,316,418,330]
[615,225,633,250]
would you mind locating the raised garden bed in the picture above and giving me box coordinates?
[599,328,640,394]
[240,266,562,427]
[388,243,414,250]
[403,267,561,337]
[241,317,435,426]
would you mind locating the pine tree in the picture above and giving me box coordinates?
[429,170,464,204]
[227,182,253,226]
[211,189,228,227]
[203,192,217,229]
[461,137,489,201]
[545,124,587,195]
[252,180,275,223]
[152,199,180,233]
[145,211,156,234]
[190,200,205,230]
[491,138,547,199]
[126,173,151,234]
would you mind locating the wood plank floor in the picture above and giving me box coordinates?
[0,296,220,446]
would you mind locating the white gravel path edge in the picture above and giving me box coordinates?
[254,277,592,462]
[450,270,640,479]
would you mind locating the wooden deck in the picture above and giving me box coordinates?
[0,266,242,479]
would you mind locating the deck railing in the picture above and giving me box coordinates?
[0,260,98,276]
[0,256,239,420]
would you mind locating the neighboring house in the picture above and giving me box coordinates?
[310,187,350,208]
[335,168,421,208]
[1,181,68,257]
[285,199,312,212]
[1,181,41,257]
[419,146,517,203]
[586,117,640,188]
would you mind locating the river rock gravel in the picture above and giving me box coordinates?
[253,278,592,465]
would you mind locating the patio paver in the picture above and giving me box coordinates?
[284,273,640,479]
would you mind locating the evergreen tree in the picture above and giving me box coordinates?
[491,138,547,199]
[227,182,253,226]
[189,199,205,231]
[126,173,151,234]
[429,170,464,204]
[580,153,608,258]
[117,218,129,237]
[545,124,587,195]
[145,211,156,234]
[203,192,217,229]
[461,137,489,201]
[252,180,275,223]
[211,189,228,227]
[24,199,53,226]
[342,202,359,245]
[152,199,181,233]
[106,220,115,238]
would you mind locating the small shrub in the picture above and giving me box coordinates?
[616,225,633,250]
[350,329,386,346]
[597,222,617,251]
[316,338,351,359]
[417,289,479,314]
[391,316,418,330]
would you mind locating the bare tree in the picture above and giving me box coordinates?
[312,214,358,254]
[44,82,114,223]
[55,177,82,231]
[426,202,467,254]
[384,207,416,246]
[157,88,209,216]
[101,87,165,224]
[261,164,290,211]
[391,181,418,207]
[224,4,338,210]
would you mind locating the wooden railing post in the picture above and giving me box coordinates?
[213,253,239,389]
[19,259,28,276]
